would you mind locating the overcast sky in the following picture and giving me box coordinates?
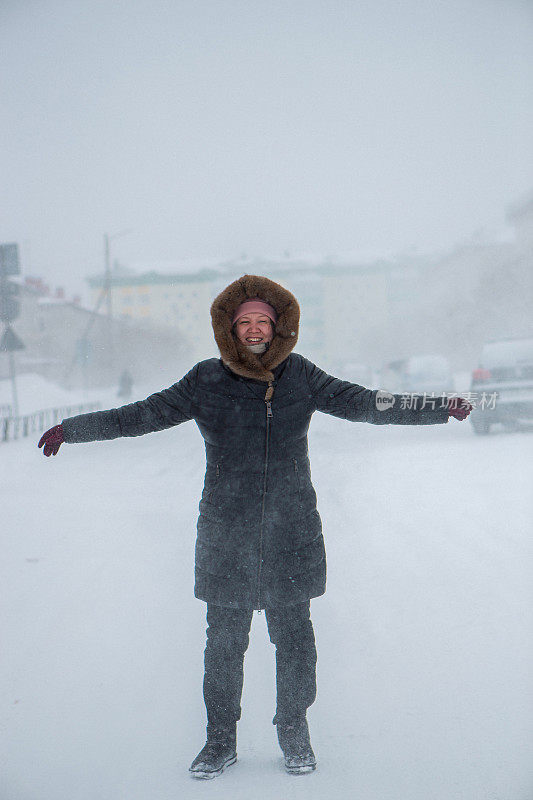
[1,0,532,298]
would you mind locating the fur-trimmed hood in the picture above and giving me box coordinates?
[210,275,300,382]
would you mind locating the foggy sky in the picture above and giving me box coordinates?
[1,0,532,298]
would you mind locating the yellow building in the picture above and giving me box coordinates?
[87,269,219,363]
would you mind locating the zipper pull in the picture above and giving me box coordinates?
[265,380,274,417]
[264,381,274,402]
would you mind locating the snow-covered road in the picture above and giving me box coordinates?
[2,397,532,800]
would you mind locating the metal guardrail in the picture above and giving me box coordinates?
[0,403,101,443]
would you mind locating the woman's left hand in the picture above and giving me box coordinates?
[447,397,473,421]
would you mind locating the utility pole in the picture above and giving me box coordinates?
[7,345,20,417]
[64,230,130,385]
[0,243,24,418]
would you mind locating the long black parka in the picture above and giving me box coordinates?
[61,275,450,610]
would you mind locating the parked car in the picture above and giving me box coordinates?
[470,336,533,435]
[380,354,453,395]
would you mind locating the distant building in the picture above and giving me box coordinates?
[9,200,529,396]
[0,278,190,390]
[217,256,441,370]
[86,269,219,364]
[85,257,449,373]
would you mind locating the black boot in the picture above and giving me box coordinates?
[189,725,237,779]
[276,717,317,774]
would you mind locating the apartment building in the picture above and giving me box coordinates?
[86,269,220,363]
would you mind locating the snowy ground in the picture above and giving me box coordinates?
[1,379,532,800]
[0,373,105,416]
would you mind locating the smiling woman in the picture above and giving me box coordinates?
[36,273,471,780]
[232,298,277,354]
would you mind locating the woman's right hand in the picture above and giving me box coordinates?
[38,424,65,457]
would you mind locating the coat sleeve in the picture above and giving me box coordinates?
[302,358,449,426]
[61,364,199,443]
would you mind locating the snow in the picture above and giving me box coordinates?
[1,383,532,800]
[0,373,103,417]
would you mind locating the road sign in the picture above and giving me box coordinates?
[0,279,20,323]
[0,325,25,352]
[0,243,20,276]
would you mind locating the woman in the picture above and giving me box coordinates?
[38,274,471,779]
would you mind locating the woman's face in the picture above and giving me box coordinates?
[234,312,274,346]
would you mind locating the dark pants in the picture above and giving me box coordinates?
[203,601,317,735]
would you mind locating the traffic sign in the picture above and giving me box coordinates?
[0,279,20,322]
[0,243,20,276]
[0,326,25,352]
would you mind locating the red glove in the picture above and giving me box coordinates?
[447,397,472,421]
[38,424,65,457]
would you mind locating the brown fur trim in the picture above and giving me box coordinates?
[210,275,300,381]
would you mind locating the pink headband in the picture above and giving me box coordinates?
[232,298,277,326]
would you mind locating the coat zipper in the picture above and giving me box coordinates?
[257,381,274,612]
[293,458,301,504]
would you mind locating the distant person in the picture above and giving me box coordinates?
[38,275,472,779]
[117,369,133,399]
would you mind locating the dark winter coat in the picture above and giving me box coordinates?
[61,275,450,610]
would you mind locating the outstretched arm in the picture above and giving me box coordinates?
[38,364,199,455]
[302,357,470,425]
